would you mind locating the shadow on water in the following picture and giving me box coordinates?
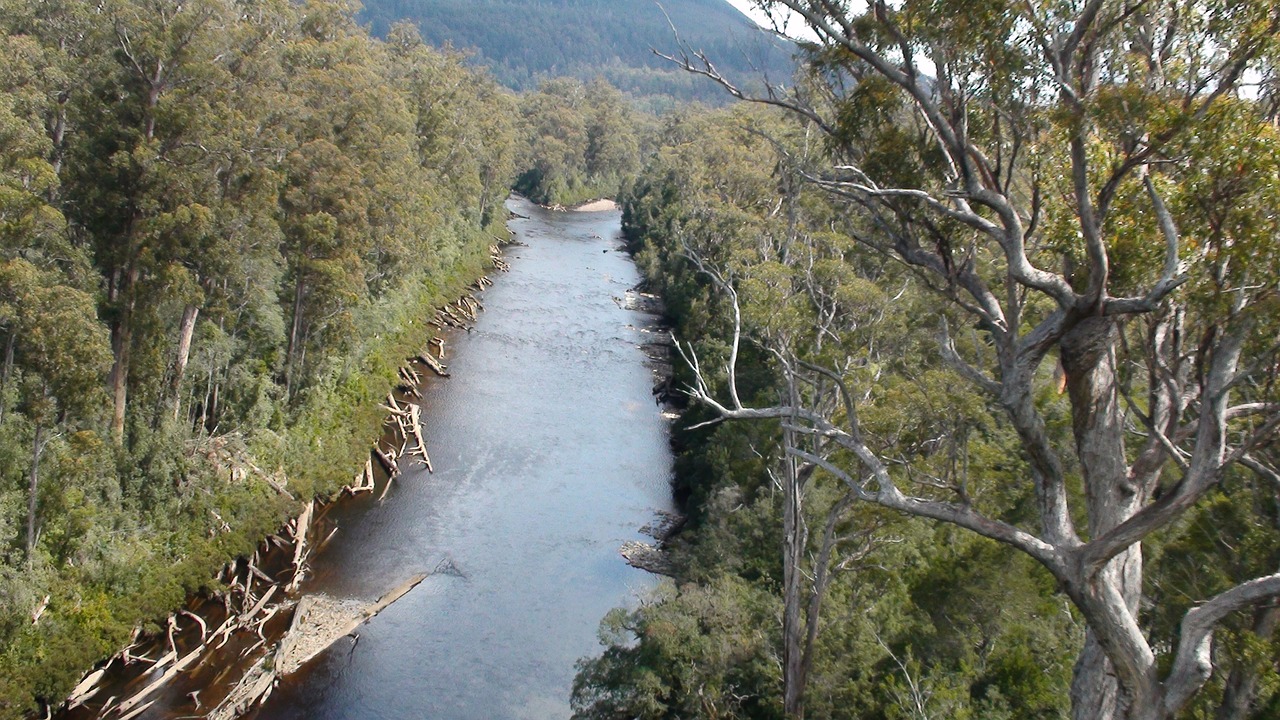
[245,196,675,720]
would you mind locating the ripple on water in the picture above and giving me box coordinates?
[248,196,673,720]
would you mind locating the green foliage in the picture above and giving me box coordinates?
[0,1,518,715]
[575,103,1080,719]
[357,0,796,105]
[573,577,784,720]
[515,77,653,206]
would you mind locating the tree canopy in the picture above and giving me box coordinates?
[576,1,1280,718]
[0,2,521,715]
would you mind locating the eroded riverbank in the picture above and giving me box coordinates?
[248,195,674,720]
[51,196,673,720]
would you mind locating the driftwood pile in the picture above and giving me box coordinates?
[60,262,501,719]
[206,571,429,720]
[64,507,315,720]
[431,293,484,331]
[345,332,452,499]
[489,243,511,273]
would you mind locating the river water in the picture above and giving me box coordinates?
[247,196,673,720]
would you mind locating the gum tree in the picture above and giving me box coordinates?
[669,1,1280,718]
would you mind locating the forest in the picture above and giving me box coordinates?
[0,0,642,716]
[3,0,1280,718]
[356,0,796,107]
[571,2,1280,720]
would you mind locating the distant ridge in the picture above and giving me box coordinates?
[359,0,796,105]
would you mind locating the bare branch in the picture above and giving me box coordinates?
[938,320,1002,397]
[1165,573,1280,713]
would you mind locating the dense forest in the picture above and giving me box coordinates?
[514,77,654,206]
[0,0,648,716]
[356,0,796,108]
[573,2,1280,720]
[4,0,1280,718]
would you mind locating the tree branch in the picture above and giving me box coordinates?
[1165,573,1280,713]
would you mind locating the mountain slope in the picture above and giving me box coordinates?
[359,0,795,104]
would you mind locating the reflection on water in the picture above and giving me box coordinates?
[250,196,673,720]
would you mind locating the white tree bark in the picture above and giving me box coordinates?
[665,3,1280,717]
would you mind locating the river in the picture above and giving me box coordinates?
[243,196,673,720]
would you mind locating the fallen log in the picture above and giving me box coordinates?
[318,526,339,552]
[247,558,275,586]
[274,572,431,676]
[64,668,106,710]
[440,305,471,328]
[417,352,449,377]
[207,655,276,720]
[347,456,374,494]
[113,642,204,715]
[374,447,397,477]
[30,594,49,625]
[239,585,278,625]
[407,404,433,473]
[179,610,208,642]
[116,699,157,720]
[377,471,395,501]
[286,501,313,593]
[398,366,421,385]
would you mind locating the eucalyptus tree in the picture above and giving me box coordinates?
[276,0,417,397]
[386,23,518,233]
[0,32,112,566]
[668,1,1280,718]
[59,0,252,440]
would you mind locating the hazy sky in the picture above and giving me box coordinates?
[722,0,816,40]
[723,0,767,24]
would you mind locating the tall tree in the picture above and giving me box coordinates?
[61,0,242,440]
[670,1,1280,718]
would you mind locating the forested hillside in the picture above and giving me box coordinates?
[574,2,1280,719]
[514,77,655,206]
[0,1,520,716]
[357,0,795,107]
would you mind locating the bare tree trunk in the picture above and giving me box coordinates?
[0,330,15,425]
[801,492,853,710]
[170,303,200,421]
[1071,633,1122,720]
[781,426,807,719]
[285,276,305,398]
[48,93,67,180]
[1061,317,1147,720]
[110,264,139,443]
[26,421,43,566]
[201,363,216,431]
[110,320,132,442]
[209,374,220,425]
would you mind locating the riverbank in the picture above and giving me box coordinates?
[572,199,619,212]
[246,195,673,720]
[46,225,513,720]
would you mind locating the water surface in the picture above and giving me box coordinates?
[251,196,672,720]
